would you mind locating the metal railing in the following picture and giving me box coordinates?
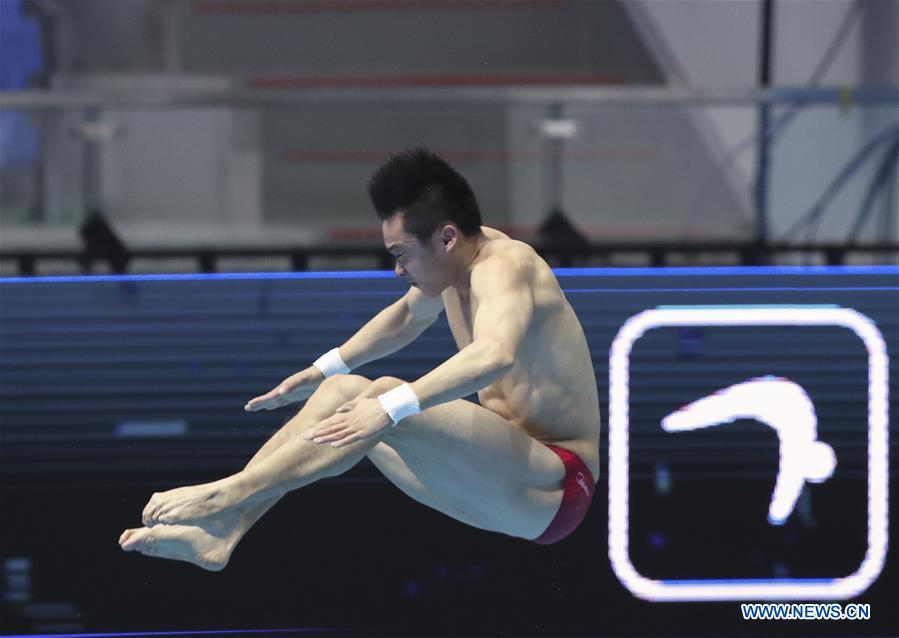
[2,84,897,275]
[2,240,897,276]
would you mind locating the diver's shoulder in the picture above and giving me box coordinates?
[480,225,510,240]
[480,229,537,258]
[473,238,544,287]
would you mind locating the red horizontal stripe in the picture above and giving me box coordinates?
[248,73,624,89]
[328,221,702,242]
[277,147,655,163]
[329,228,388,241]
[329,224,537,241]
[195,0,565,15]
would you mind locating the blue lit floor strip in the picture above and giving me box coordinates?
[1,628,348,638]
[0,271,395,284]
[1,265,897,284]
[564,286,899,293]
[556,265,899,277]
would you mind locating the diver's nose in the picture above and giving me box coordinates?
[394,263,406,278]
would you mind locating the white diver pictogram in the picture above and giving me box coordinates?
[661,376,836,525]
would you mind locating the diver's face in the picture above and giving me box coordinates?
[382,214,445,296]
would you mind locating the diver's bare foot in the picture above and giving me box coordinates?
[119,524,233,572]
[142,477,247,532]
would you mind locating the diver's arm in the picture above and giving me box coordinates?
[339,287,444,369]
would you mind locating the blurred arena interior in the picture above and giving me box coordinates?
[0,0,896,274]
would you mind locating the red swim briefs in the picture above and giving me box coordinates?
[531,444,595,545]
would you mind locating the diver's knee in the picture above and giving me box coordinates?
[369,376,407,394]
[318,373,372,398]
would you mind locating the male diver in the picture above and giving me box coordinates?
[120,147,601,571]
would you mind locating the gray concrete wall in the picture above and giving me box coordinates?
[25,0,678,243]
[49,0,663,82]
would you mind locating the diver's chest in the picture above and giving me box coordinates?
[443,290,478,345]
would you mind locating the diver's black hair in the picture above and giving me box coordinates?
[368,146,482,244]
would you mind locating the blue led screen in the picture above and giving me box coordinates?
[0,267,896,636]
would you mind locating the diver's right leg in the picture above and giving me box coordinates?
[121,374,374,569]
[219,374,375,548]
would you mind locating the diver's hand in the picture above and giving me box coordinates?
[303,398,393,448]
[244,367,325,412]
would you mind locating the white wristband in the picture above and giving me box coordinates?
[378,383,421,426]
[312,348,351,377]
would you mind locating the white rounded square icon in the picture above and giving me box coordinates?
[608,306,889,601]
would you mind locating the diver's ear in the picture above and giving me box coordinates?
[438,224,459,252]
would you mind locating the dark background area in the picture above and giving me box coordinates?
[1,268,897,637]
